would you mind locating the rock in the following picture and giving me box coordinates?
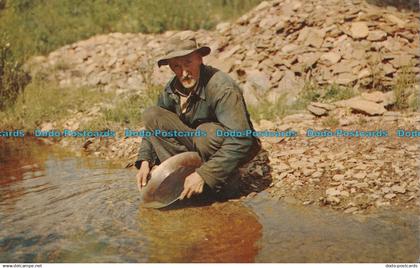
[390,54,414,68]
[367,30,387,41]
[277,163,290,172]
[326,187,341,196]
[381,187,391,194]
[301,28,325,48]
[350,22,369,39]
[273,70,305,105]
[384,14,406,28]
[302,168,315,176]
[219,45,242,60]
[326,196,341,204]
[332,174,345,181]
[406,145,418,152]
[302,200,313,205]
[382,91,396,107]
[297,52,320,67]
[310,102,335,111]
[312,171,323,178]
[335,162,346,171]
[255,1,270,11]
[320,52,341,65]
[292,1,302,11]
[357,68,371,79]
[340,191,350,197]
[333,60,355,74]
[259,16,279,29]
[216,22,230,33]
[344,207,358,214]
[335,97,387,115]
[242,82,261,107]
[247,70,271,92]
[335,72,358,84]
[283,113,314,123]
[354,182,369,188]
[339,118,353,126]
[361,91,388,103]
[382,63,396,75]
[383,112,400,122]
[384,193,396,200]
[391,185,406,194]
[281,44,299,54]
[40,122,55,131]
[307,104,328,116]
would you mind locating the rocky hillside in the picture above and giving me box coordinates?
[26,0,418,107]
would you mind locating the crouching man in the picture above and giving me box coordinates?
[135,37,261,200]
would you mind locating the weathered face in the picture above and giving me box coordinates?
[168,51,203,89]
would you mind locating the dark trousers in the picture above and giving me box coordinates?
[143,106,226,164]
[143,106,261,198]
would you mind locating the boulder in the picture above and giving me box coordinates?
[350,22,369,39]
[307,104,328,116]
[320,52,341,65]
[335,97,387,115]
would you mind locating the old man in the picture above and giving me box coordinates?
[135,37,260,200]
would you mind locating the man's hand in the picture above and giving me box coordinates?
[179,172,204,200]
[136,161,150,192]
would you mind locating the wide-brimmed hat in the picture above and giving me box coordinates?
[157,37,211,67]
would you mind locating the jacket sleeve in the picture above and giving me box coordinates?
[195,87,257,190]
[135,137,159,169]
[135,90,174,169]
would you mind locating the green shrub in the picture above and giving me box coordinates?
[299,81,355,104]
[408,90,419,111]
[0,36,30,110]
[322,115,339,128]
[393,65,417,110]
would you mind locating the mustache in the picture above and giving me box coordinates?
[181,75,193,80]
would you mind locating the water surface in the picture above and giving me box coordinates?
[0,139,418,262]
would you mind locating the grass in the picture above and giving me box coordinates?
[393,65,418,111]
[0,0,262,61]
[300,81,356,103]
[0,0,261,112]
[408,90,419,111]
[0,75,162,131]
[322,115,340,128]
[0,80,113,130]
[0,36,30,110]
[249,81,356,122]
[81,84,161,130]
[357,117,368,126]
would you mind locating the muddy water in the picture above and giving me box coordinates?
[0,139,418,262]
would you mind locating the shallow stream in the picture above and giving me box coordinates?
[0,139,418,262]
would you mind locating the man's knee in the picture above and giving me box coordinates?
[143,106,166,129]
[193,123,224,157]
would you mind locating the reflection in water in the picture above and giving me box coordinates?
[0,139,49,205]
[0,140,418,262]
[138,203,261,262]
